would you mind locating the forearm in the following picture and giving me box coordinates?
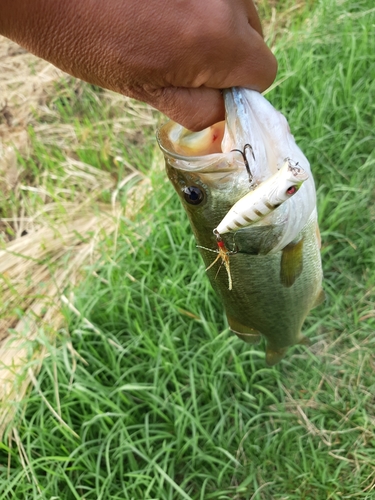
[0,0,127,89]
[0,0,277,130]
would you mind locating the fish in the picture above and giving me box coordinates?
[157,88,324,365]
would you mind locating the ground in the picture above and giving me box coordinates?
[1,1,375,498]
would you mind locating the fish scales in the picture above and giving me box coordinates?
[158,88,324,365]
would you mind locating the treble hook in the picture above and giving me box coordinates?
[230,143,255,184]
[285,158,302,176]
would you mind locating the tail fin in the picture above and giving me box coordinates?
[265,347,288,366]
[266,335,310,365]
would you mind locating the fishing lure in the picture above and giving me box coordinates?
[215,158,309,236]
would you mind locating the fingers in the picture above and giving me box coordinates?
[243,0,263,36]
[202,28,277,92]
[136,86,225,132]
[170,0,276,95]
[233,30,277,92]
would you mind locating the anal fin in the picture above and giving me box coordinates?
[227,315,261,345]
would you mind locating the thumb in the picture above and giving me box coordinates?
[138,86,225,132]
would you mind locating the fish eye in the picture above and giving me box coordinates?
[286,185,297,196]
[183,186,204,205]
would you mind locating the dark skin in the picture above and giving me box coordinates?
[0,0,277,131]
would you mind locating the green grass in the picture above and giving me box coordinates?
[2,0,375,498]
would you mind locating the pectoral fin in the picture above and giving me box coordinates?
[280,238,304,287]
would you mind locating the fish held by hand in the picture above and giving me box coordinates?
[157,88,324,365]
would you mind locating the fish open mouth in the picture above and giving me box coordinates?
[157,120,226,158]
[156,118,247,177]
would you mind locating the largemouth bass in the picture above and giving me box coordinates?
[157,88,324,365]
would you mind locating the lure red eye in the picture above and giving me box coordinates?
[286,186,297,195]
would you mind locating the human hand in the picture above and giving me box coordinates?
[0,0,277,131]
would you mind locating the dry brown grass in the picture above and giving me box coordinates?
[256,0,315,45]
[0,35,156,437]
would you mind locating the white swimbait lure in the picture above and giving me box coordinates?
[215,159,309,235]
